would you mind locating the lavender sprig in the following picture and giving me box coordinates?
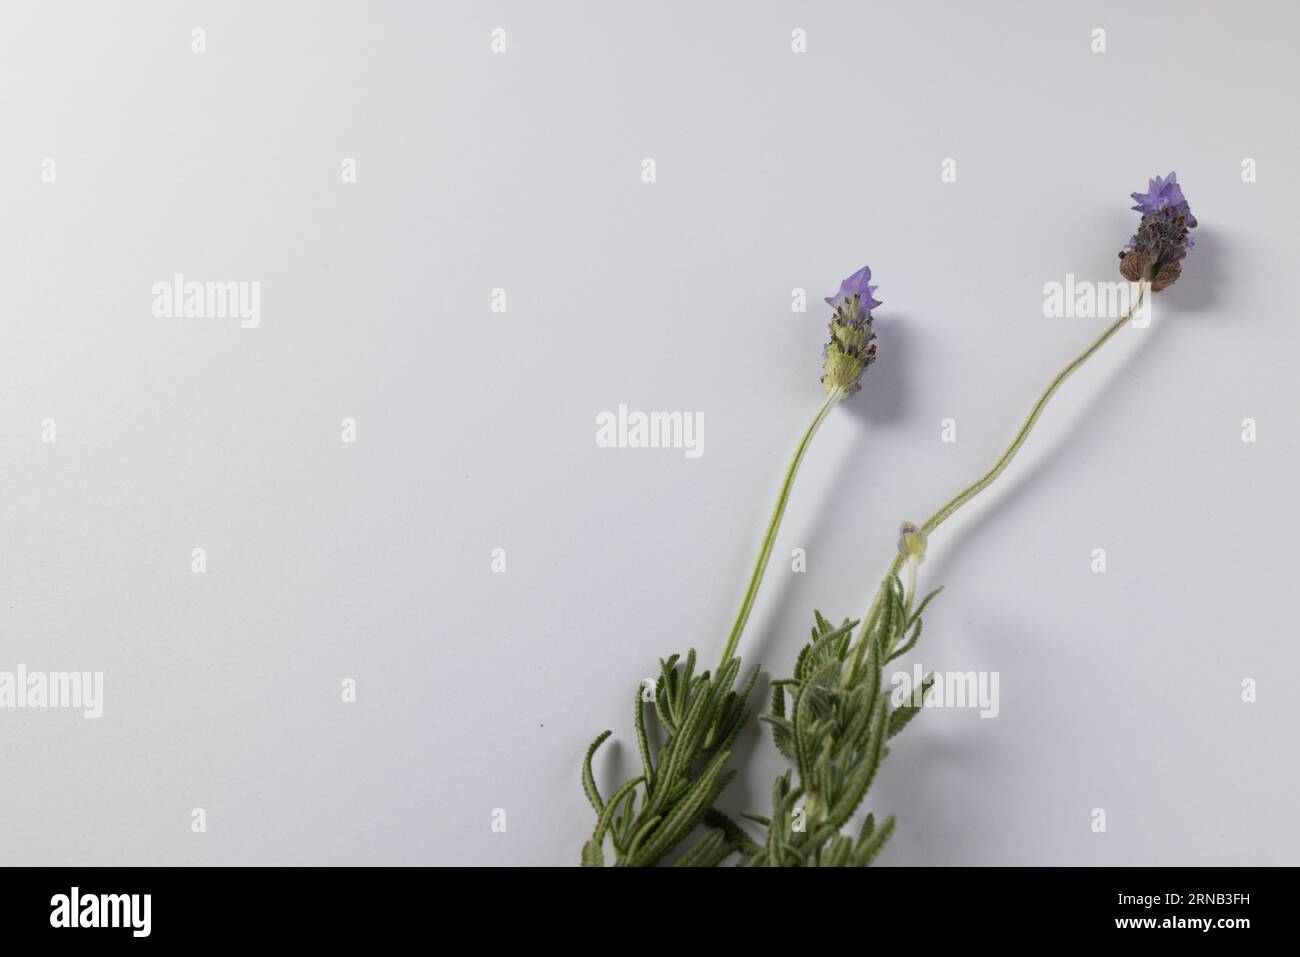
[717,266,881,667]
[749,174,1195,866]
[582,268,884,866]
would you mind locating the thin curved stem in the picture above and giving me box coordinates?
[920,283,1148,538]
[847,282,1149,671]
[718,388,842,669]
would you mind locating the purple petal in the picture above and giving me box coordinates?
[824,265,883,310]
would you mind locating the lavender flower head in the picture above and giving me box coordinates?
[1119,171,1196,291]
[1131,173,1197,230]
[821,266,879,397]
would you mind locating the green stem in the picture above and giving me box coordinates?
[920,282,1148,539]
[847,281,1149,673]
[718,388,842,669]
[903,557,918,616]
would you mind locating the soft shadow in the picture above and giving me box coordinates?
[740,317,913,668]
[920,305,1170,590]
[740,442,869,669]
[715,325,915,821]
[1159,228,1224,316]
[844,314,912,426]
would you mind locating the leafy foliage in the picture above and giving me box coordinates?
[745,575,942,866]
[581,650,759,867]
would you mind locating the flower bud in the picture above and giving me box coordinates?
[897,521,927,563]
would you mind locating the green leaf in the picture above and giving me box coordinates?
[791,673,817,780]
[760,713,797,761]
[673,827,727,867]
[650,685,717,815]
[888,615,924,663]
[794,642,814,681]
[610,786,640,853]
[888,673,935,739]
[581,838,604,867]
[624,812,663,861]
[581,730,612,813]
[826,694,888,829]
[852,813,896,866]
[674,650,697,720]
[633,683,654,791]
[819,835,852,867]
[628,751,734,866]
[770,680,787,719]
[704,809,763,859]
[907,585,944,628]
[654,655,679,733]
[592,775,644,844]
[858,812,876,843]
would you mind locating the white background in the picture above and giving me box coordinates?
[1,1,1296,865]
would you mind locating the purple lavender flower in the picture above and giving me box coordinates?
[1119,172,1196,291]
[1130,172,1198,229]
[824,265,883,311]
[821,267,879,397]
